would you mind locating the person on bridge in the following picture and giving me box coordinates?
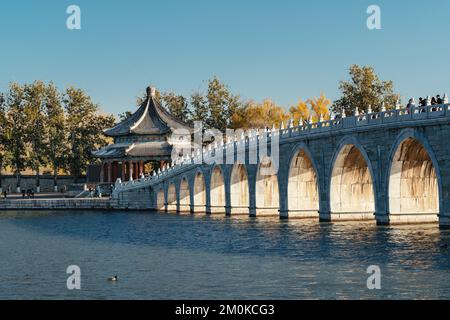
[431,97,437,105]
[437,95,443,104]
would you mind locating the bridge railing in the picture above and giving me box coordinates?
[113,102,450,194]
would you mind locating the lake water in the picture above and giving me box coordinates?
[0,210,449,300]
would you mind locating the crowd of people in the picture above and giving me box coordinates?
[417,95,444,107]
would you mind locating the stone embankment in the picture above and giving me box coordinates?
[0,198,119,210]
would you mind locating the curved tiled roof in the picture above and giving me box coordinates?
[92,140,173,159]
[104,88,192,137]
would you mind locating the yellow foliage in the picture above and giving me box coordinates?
[231,99,289,129]
[289,100,310,124]
[230,94,331,129]
[308,93,331,122]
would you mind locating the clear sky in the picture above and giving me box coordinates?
[0,0,449,115]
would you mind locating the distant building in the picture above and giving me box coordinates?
[92,86,192,183]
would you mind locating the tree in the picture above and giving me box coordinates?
[308,93,331,121]
[64,87,115,180]
[44,83,67,191]
[231,99,289,129]
[331,65,400,116]
[5,83,28,192]
[118,111,133,121]
[289,100,310,124]
[161,92,191,123]
[23,81,48,191]
[0,92,11,192]
[206,77,240,131]
[190,92,208,125]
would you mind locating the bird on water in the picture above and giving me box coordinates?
[108,275,118,282]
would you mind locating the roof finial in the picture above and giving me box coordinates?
[147,86,157,98]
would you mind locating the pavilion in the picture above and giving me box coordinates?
[93,86,193,183]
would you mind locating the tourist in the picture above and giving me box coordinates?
[406,98,414,109]
[22,189,26,199]
[418,97,424,106]
[431,97,437,105]
[3,190,7,199]
[437,95,443,104]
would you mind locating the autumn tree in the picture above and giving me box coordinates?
[332,65,400,116]
[231,99,289,129]
[289,100,310,124]
[308,94,331,121]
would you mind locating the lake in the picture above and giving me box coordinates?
[0,210,449,299]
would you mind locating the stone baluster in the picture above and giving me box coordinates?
[319,114,324,122]
[444,93,448,104]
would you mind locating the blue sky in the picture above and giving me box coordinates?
[0,0,449,115]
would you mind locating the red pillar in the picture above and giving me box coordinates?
[100,162,105,182]
[121,162,126,181]
[107,162,112,182]
[128,161,133,181]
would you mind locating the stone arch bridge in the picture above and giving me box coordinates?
[112,103,450,228]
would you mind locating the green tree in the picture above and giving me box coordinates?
[64,87,115,180]
[44,83,67,191]
[332,65,400,116]
[0,92,11,192]
[118,111,133,121]
[190,91,208,125]
[5,83,28,192]
[161,92,191,123]
[206,77,240,131]
[23,81,48,191]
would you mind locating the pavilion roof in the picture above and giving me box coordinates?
[104,87,192,137]
[92,140,173,159]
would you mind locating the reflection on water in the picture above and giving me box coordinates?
[0,210,449,299]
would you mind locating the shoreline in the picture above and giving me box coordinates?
[0,198,118,211]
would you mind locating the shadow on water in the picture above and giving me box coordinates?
[1,210,450,299]
[3,210,450,266]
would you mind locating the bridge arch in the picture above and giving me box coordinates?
[256,156,279,216]
[193,170,207,214]
[287,144,320,218]
[156,188,166,212]
[387,129,441,223]
[179,176,191,214]
[230,164,249,215]
[329,137,376,220]
[167,183,177,212]
[210,165,226,214]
